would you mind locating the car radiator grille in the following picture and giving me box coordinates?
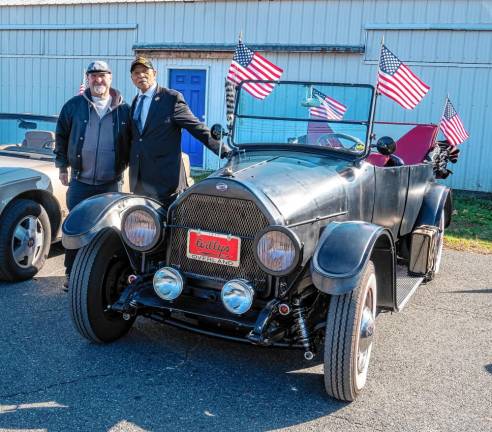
[168,193,270,292]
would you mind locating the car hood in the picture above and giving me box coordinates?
[0,154,54,173]
[207,151,350,225]
[0,155,57,192]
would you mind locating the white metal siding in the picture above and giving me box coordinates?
[0,0,491,190]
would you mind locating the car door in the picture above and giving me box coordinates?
[371,165,410,238]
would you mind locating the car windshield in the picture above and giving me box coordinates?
[0,115,57,157]
[233,81,374,154]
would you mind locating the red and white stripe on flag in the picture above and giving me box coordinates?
[310,94,347,121]
[226,41,283,99]
[440,98,469,145]
[377,45,430,110]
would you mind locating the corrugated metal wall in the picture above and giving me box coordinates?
[0,0,491,191]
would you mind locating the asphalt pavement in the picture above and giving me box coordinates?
[0,246,491,432]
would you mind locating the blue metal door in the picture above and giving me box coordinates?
[169,69,206,167]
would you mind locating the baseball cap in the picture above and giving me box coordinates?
[130,57,155,72]
[86,60,112,74]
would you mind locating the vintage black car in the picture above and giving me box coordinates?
[63,80,452,401]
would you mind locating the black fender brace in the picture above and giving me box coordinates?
[414,183,452,229]
[311,221,395,307]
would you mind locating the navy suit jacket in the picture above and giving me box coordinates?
[129,85,222,201]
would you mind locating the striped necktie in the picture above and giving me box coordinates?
[133,95,146,133]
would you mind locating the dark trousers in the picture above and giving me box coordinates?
[64,179,120,274]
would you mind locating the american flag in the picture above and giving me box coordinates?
[226,40,283,100]
[377,45,430,110]
[440,97,469,145]
[78,70,87,95]
[309,88,347,121]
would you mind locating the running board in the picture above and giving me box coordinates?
[395,265,424,311]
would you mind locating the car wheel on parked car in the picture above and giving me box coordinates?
[69,228,135,343]
[324,261,377,401]
[0,199,51,281]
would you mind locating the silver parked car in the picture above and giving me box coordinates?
[0,113,193,282]
[0,113,67,281]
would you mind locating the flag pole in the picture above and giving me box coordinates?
[438,94,449,131]
[366,36,384,153]
[436,94,449,142]
[375,35,384,95]
[218,32,242,169]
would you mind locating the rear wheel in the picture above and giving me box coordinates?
[69,229,135,343]
[0,199,51,281]
[324,261,377,401]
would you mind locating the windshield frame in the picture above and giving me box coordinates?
[231,80,376,157]
[0,113,58,159]
[0,113,58,122]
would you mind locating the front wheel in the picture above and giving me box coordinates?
[324,261,377,401]
[69,229,135,343]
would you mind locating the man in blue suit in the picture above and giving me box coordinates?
[128,57,231,206]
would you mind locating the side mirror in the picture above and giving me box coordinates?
[376,136,396,155]
[210,123,228,141]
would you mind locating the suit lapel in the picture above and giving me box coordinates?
[141,86,162,135]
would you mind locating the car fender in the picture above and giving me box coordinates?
[0,168,51,215]
[62,192,166,249]
[311,221,394,296]
[414,183,451,228]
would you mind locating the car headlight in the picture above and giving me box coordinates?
[221,279,254,315]
[121,206,161,251]
[254,226,301,275]
[153,267,183,301]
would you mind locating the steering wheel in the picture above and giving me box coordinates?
[316,133,364,150]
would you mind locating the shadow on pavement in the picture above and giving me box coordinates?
[48,241,65,258]
[0,275,348,432]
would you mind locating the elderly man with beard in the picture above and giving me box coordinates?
[54,60,131,290]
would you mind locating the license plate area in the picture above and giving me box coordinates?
[187,230,241,267]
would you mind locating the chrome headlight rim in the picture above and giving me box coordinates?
[253,225,302,276]
[120,205,162,252]
[221,279,255,315]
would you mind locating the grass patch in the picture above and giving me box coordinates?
[191,170,213,183]
[445,190,492,254]
[190,174,492,254]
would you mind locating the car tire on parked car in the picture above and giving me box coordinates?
[0,199,51,281]
[324,261,377,401]
[70,228,135,343]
